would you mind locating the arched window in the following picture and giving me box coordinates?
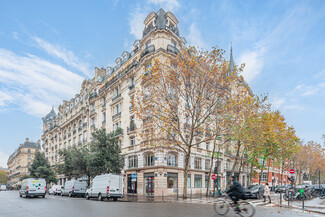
[167,153,177,167]
[144,152,154,166]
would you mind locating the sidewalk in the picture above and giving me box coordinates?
[272,196,325,215]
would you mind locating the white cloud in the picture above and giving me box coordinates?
[147,0,180,11]
[129,6,147,39]
[0,151,9,168]
[239,48,265,83]
[0,49,84,117]
[271,97,285,109]
[32,37,91,77]
[0,91,13,107]
[187,23,207,49]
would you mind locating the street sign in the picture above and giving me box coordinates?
[289,169,295,174]
[132,173,137,179]
[131,178,136,182]
[211,174,216,180]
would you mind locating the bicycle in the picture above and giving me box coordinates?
[214,195,256,217]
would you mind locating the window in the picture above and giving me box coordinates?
[73,137,76,146]
[205,159,211,170]
[194,158,202,170]
[102,97,106,105]
[91,118,95,127]
[194,175,202,188]
[130,77,135,86]
[79,134,82,144]
[84,116,87,123]
[102,112,106,123]
[261,172,267,182]
[226,159,231,171]
[28,155,31,160]
[144,153,154,166]
[187,174,191,188]
[167,153,177,167]
[27,149,31,153]
[206,143,210,150]
[167,173,178,188]
[91,103,95,111]
[68,140,71,148]
[129,155,138,168]
[83,131,87,141]
[130,137,135,146]
[79,120,82,128]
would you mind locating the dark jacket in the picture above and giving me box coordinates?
[227,180,245,196]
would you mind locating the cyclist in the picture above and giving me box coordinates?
[226,176,245,212]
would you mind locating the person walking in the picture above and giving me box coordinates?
[264,183,271,203]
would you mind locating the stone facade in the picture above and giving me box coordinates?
[7,138,41,186]
[41,9,250,195]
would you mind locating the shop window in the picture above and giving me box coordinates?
[167,173,178,188]
[194,175,202,188]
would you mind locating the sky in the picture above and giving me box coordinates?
[0,0,325,168]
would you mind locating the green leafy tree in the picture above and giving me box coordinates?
[0,170,7,184]
[88,128,124,175]
[29,151,56,183]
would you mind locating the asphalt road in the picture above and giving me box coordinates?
[0,191,323,217]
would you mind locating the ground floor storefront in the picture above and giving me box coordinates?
[124,167,249,196]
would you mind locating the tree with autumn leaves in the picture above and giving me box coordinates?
[134,45,301,198]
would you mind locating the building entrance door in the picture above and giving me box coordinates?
[144,173,154,196]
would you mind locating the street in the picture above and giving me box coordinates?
[0,191,324,217]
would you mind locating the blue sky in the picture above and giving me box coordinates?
[0,0,324,167]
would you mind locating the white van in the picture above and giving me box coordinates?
[49,185,64,195]
[86,174,124,201]
[0,184,6,191]
[19,178,46,198]
[61,180,87,197]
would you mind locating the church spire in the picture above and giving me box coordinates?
[229,43,235,75]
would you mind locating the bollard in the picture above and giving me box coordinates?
[191,188,192,201]
[200,189,202,199]
[162,190,164,202]
[302,195,304,210]
[280,191,282,207]
[177,188,179,200]
[288,192,290,207]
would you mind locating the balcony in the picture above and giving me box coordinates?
[113,128,124,137]
[112,112,121,119]
[112,93,121,102]
[140,45,155,60]
[83,122,87,128]
[127,123,136,134]
[167,44,180,56]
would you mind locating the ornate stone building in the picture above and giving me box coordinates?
[7,138,41,186]
[41,9,250,196]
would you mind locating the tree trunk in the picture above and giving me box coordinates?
[280,162,284,185]
[266,160,270,184]
[226,141,241,189]
[183,147,191,198]
[249,163,254,185]
[259,158,266,185]
[206,141,217,196]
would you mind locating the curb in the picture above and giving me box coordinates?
[274,203,325,215]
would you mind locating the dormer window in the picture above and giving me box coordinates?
[145,39,151,47]
[171,39,177,47]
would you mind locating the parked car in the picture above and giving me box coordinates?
[275,185,288,193]
[49,185,64,195]
[61,180,87,197]
[86,174,124,201]
[245,185,265,199]
[19,178,46,198]
[0,184,6,191]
